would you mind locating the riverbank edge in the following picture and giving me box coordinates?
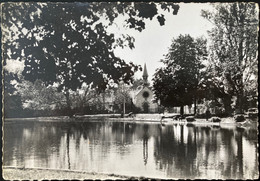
[2,166,156,180]
[4,114,257,124]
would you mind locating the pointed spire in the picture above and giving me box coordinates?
[143,63,148,86]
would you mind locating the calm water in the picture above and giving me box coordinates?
[3,120,259,179]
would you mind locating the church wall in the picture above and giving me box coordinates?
[134,87,158,113]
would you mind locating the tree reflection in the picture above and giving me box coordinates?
[66,127,71,169]
[235,127,244,178]
[3,120,258,179]
[153,124,199,178]
[143,124,149,165]
[153,123,258,179]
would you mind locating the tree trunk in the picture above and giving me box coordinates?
[102,92,105,112]
[194,96,197,115]
[222,94,232,116]
[123,97,126,115]
[65,91,73,117]
[237,93,244,114]
[180,105,184,116]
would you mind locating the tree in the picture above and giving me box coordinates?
[201,3,258,114]
[198,69,233,116]
[2,2,179,116]
[113,82,133,115]
[130,78,146,90]
[3,71,24,118]
[153,35,207,115]
[69,85,95,114]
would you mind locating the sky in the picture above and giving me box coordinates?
[113,3,214,82]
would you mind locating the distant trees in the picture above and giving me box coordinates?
[201,3,258,114]
[69,85,96,113]
[4,75,147,117]
[153,35,207,115]
[2,2,179,116]
[4,71,24,118]
[18,79,66,110]
[113,83,133,115]
[130,78,149,90]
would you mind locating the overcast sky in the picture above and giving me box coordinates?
[113,3,214,82]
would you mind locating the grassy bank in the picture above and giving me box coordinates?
[2,167,135,180]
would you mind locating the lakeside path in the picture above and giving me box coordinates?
[3,167,139,180]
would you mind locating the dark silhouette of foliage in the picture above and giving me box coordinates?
[2,2,179,115]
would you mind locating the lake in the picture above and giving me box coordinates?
[3,120,258,179]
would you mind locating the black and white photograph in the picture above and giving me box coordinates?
[1,1,259,180]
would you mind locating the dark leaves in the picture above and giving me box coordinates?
[3,2,180,96]
[135,3,157,20]
[157,15,165,26]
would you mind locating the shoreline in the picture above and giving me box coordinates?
[4,114,257,121]
[2,166,152,180]
[3,114,258,129]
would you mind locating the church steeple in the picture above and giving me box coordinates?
[142,63,148,86]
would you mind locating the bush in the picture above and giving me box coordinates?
[186,116,195,122]
[234,114,246,122]
[132,105,142,114]
[194,114,205,118]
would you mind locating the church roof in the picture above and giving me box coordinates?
[142,63,148,78]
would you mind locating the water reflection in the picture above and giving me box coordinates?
[3,120,258,179]
[142,124,149,165]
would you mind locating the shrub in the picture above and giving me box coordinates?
[186,116,195,122]
[210,117,221,122]
[234,114,246,122]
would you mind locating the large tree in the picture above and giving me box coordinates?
[201,3,258,114]
[2,2,179,115]
[153,35,207,115]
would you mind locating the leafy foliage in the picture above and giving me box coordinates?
[113,82,133,112]
[2,2,179,114]
[18,79,66,110]
[2,2,179,92]
[130,78,150,90]
[201,3,258,113]
[3,71,23,117]
[153,35,207,110]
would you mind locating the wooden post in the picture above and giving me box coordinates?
[123,96,126,115]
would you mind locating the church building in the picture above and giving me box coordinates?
[133,63,159,113]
